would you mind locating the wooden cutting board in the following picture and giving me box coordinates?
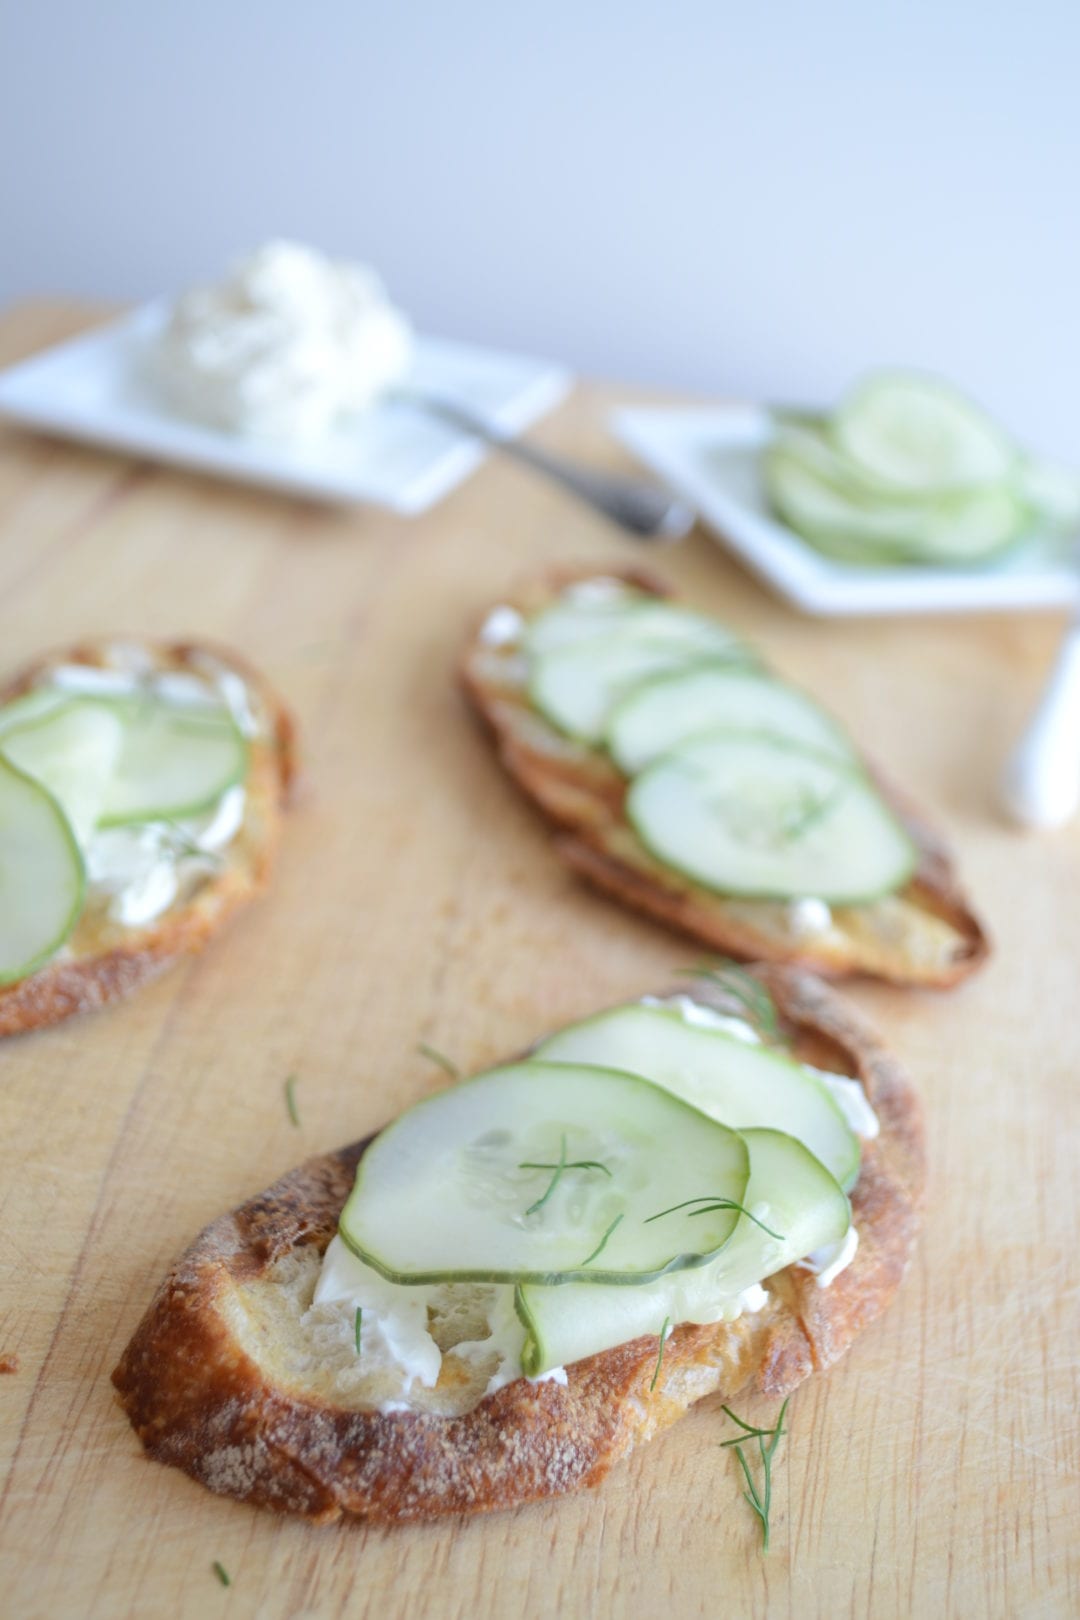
[0,304,1077,1620]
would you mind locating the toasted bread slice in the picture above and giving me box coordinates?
[0,639,296,1037]
[112,967,923,1525]
[461,568,988,987]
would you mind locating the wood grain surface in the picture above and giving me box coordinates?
[0,304,1077,1620]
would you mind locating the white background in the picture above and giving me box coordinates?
[2,1,1077,456]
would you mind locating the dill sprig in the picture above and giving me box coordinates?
[780,783,843,843]
[212,1561,231,1587]
[649,1316,672,1393]
[721,1397,790,1551]
[519,1132,612,1216]
[645,1195,785,1241]
[354,1307,362,1355]
[160,820,225,867]
[579,1213,624,1267]
[416,1042,460,1081]
[283,1074,300,1127]
[675,958,783,1045]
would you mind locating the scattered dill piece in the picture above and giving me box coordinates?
[645,1194,784,1241]
[674,958,783,1044]
[417,1042,460,1081]
[649,1316,672,1392]
[212,1561,231,1588]
[354,1307,362,1355]
[284,1074,300,1127]
[519,1132,613,1216]
[721,1397,790,1550]
[579,1213,624,1268]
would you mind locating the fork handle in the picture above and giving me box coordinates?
[409,392,694,541]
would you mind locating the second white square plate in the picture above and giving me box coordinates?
[613,404,1077,615]
[0,302,571,513]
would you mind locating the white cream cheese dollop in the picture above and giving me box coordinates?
[478,605,525,647]
[785,896,834,937]
[159,240,413,440]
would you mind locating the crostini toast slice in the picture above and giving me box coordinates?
[461,568,988,987]
[0,638,296,1037]
[112,967,922,1525]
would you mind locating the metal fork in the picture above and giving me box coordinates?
[398,390,696,541]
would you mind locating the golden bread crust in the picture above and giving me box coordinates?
[112,968,923,1524]
[0,639,296,1037]
[459,567,989,986]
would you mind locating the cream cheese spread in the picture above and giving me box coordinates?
[646,992,881,1137]
[478,605,525,647]
[311,1233,767,1413]
[801,1223,860,1287]
[639,992,761,1045]
[562,577,637,607]
[87,784,245,927]
[159,240,413,440]
[814,1071,880,1139]
[785,896,834,937]
[313,1235,548,1411]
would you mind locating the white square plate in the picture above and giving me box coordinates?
[613,404,1077,615]
[0,302,571,513]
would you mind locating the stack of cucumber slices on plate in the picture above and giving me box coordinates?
[763,371,1080,567]
[0,677,248,986]
[525,586,917,907]
[338,993,860,1377]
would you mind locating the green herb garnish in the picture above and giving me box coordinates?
[644,1195,784,1241]
[212,1561,231,1588]
[519,1132,612,1216]
[579,1213,624,1267]
[721,1397,790,1550]
[284,1074,300,1127]
[649,1316,672,1392]
[417,1042,460,1080]
[780,783,843,843]
[354,1306,362,1355]
[160,820,225,867]
[675,958,783,1044]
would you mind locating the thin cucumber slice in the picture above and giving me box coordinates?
[833,372,1016,492]
[0,687,69,737]
[0,699,126,847]
[770,420,905,500]
[339,1060,750,1287]
[516,1127,850,1375]
[606,662,855,775]
[627,731,917,903]
[1017,457,1080,534]
[534,1002,860,1189]
[0,754,85,985]
[99,697,248,825]
[526,586,649,654]
[530,609,752,744]
[765,438,1024,564]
